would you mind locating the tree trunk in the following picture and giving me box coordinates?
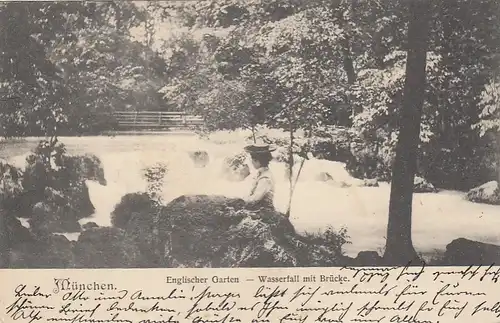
[337,4,356,85]
[495,133,500,185]
[383,0,431,265]
[341,37,356,85]
[0,210,10,268]
[334,2,357,120]
[285,124,294,218]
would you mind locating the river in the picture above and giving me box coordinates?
[2,133,500,259]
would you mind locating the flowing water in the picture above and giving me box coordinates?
[4,134,500,259]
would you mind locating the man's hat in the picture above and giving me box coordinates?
[244,143,277,154]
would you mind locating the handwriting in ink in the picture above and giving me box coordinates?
[62,291,90,302]
[254,286,288,302]
[341,266,399,284]
[131,289,186,301]
[393,285,427,304]
[47,313,133,323]
[289,286,321,307]
[432,283,485,305]
[15,285,51,299]
[279,312,309,323]
[185,287,240,319]
[314,301,353,322]
[59,303,101,318]
[107,301,175,313]
[5,264,500,323]
[191,313,241,323]
[95,290,128,301]
[396,262,426,282]
[5,297,45,323]
[321,284,397,297]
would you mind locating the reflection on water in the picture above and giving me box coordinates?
[5,135,500,258]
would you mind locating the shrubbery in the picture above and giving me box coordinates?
[295,227,351,267]
[4,140,106,235]
[143,162,168,204]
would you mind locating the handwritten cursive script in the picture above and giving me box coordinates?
[3,266,500,323]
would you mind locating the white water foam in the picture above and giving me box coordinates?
[7,135,500,258]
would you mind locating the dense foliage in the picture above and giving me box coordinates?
[160,0,500,190]
[0,0,499,190]
[0,1,168,137]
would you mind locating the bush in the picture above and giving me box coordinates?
[0,161,24,212]
[248,126,394,182]
[19,140,103,221]
[295,226,351,266]
[309,127,355,162]
[418,137,499,191]
[346,142,393,181]
[143,162,168,203]
[59,112,120,135]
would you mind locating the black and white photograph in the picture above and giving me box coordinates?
[0,0,499,269]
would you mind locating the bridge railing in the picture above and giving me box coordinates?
[113,111,204,130]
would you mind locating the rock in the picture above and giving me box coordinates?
[57,154,107,186]
[9,234,74,268]
[157,195,292,267]
[31,201,81,234]
[82,222,99,230]
[111,193,158,229]
[155,194,347,267]
[362,178,379,187]
[442,238,500,265]
[42,234,75,268]
[273,147,303,164]
[125,211,161,267]
[0,161,24,210]
[5,214,33,246]
[188,151,210,168]
[18,152,101,219]
[64,180,95,218]
[29,187,82,234]
[221,153,250,181]
[413,176,437,193]
[316,172,334,182]
[111,192,161,266]
[73,227,144,268]
[0,213,34,267]
[340,181,352,188]
[314,171,352,188]
[352,251,383,266]
[466,181,500,205]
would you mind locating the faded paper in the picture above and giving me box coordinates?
[2,0,500,323]
[2,266,500,323]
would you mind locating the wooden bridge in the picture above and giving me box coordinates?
[112,111,204,131]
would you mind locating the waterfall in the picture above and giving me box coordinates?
[7,135,500,258]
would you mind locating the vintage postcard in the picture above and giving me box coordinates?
[1,0,500,322]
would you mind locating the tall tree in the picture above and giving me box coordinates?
[383,0,431,264]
